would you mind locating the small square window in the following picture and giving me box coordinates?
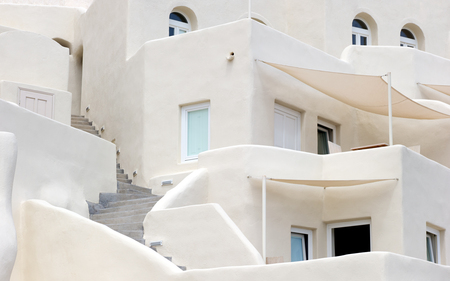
[181,102,210,162]
[291,227,313,261]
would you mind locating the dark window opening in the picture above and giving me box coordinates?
[400,29,415,39]
[170,12,188,23]
[318,125,333,155]
[333,224,370,256]
[352,19,368,30]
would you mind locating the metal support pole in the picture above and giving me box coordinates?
[387,72,393,146]
[262,175,266,263]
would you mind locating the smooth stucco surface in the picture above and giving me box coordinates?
[11,200,181,281]
[0,100,116,225]
[12,200,450,280]
[0,30,69,91]
[151,145,450,264]
[0,133,17,281]
[144,203,264,269]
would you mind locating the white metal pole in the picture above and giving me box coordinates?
[387,72,393,146]
[249,0,252,19]
[262,175,266,263]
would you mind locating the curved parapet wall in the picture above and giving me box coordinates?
[11,200,181,281]
[0,100,117,224]
[0,132,18,281]
[0,30,69,91]
[152,168,208,211]
[144,203,264,269]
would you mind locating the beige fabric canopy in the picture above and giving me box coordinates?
[263,61,450,119]
[268,178,397,188]
[421,84,450,97]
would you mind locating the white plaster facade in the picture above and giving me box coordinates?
[1,0,450,280]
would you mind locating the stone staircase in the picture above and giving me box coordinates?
[89,180,162,244]
[71,115,159,243]
[71,114,186,269]
[70,115,101,137]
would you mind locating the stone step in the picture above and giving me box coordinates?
[117,168,124,174]
[178,266,186,271]
[97,201,156,214]
[116,173,128,179]
[106,196,163,208]
[116,163,120,168]
[117,182,153,194]
[106,223,143,231]
[90,206,152,220]
[117,178,132,184]
[72,124,96,130]
[91,213,147,225]
[115,229,144,240]
[71,120,92,125]
[99,193,157,206]
[71,116,89,122]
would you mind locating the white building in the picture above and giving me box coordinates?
[1,0,450,280]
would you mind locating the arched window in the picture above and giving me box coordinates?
[169,12,190,36]
[400,28,417,48]
[352,19,370,46]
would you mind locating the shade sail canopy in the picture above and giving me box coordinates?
[263,61,450,119]
[268,178,397,188]
[421,84,450,97]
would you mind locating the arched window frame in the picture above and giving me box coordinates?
[169,11,191,36]
[400,28,417,48]
[352,18,371,46]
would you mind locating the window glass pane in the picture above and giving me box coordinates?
[284,116,297,150]
[170,12,188,23]
[352,34,356,45]
[291,234,306,261]
[360,36,367,45]
[178,29,187,34]
[400,29,415,39]
[318,130,329,154]
[352,19,368,29]
[427,236,434,262]
[274,112,284,148]
[187,109,208,157]
[169,27,175,36]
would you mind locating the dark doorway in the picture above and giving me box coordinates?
[333,224,370,256]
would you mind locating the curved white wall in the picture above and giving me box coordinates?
[0,100,117,225]
[0,132,17,281]
[0,30,69,91]
[144,204,264,269]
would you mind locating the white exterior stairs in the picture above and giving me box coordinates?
[72,115,185,269]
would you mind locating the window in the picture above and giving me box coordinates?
[169,12,190,36]
[291,227,313,262]
[400,28,417,48]
[352,19,370,46]
[327,220,371,257]
[181,102,210,162]
[274,104,301,151]
[426,226,441,263]
[317,120,336,155]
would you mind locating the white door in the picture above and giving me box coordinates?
[274,104,301,150]
[19,89,54,119]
